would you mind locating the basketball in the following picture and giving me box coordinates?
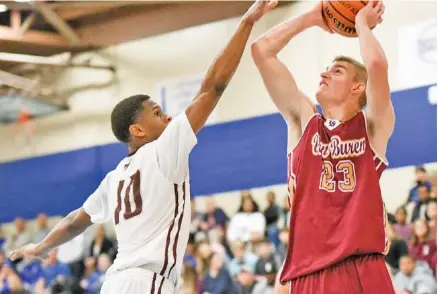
[322,1,373,38]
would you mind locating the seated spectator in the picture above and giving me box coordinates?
[410,184,431,223]
[407,167,433,204]
[81,257,97,284]
[277,196,290,229]
[180,264,199,294]
[235,265,274,294]
[275,228,289,265]
[201,251,239,294]
[196,241,212,278]
[89,225,115,259]
[32,213,50,244]
[201,197,229,231]
[39,249,72,290]
[384,224,408,274]
[57,233,86,279]
[393,255,436,294]
[227,198,266,243]
[0,227,5,250]
[254,240,278,289]
[247,232,264,255]
[264,191,280,247]
[393,206,413,243]
[228,241,258,277]
[0,258,23,294]
[183,235,197,269]
[18,257,44,292]
[4,217,32,255]
[239,191,260,212]
[426,200,437,240]
[81,254,111,294]
[190,199,205,241]
[409,220,437,274]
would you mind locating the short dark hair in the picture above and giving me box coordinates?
[415,166,427,173]
[111,94,150,143]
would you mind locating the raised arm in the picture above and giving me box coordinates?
[251,3,330,148]
[185,0,277,134]
[10,208,92,261]
[356,1,394,159]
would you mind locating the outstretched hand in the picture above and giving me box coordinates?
[9,243,47,262]
[356,1,385,28]
[243,0,278,24]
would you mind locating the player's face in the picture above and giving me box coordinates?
[316,61,363,107]
[134,101,172,142]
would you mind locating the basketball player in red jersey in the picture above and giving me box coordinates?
[252,1,394,293]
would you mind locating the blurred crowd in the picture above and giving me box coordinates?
[0,166,436,294]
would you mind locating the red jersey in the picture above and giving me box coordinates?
[280,111,389,283]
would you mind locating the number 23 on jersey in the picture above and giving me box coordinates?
[319,160,356,192]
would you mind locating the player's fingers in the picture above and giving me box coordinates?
[10,250,21,261]
[377,17,383,24]
[267,0,278,11]
[373,1,383,12]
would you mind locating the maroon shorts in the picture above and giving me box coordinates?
[290,254,395,294]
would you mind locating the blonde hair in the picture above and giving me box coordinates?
[333,55,368,109]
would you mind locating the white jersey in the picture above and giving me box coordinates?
[83,113,197,289]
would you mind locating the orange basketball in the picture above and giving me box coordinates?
[322,1,373,38]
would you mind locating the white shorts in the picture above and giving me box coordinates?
[101,267,175,294]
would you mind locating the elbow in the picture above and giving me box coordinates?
[367,57,388,73]
[251,38,273,64]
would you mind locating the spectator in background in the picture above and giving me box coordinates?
[254,240,278,290]
[394,206,413,243]
[0,227,5,250]
[411,184,431,223]
[409,220,437,274]
[227,198,266,243]
[235,265,273,294]
[190,199,205,241]
[263,191,280,247]
[81,257,97,285]
[183,235,197,269]
[32,213,50,244]
[180,264,199,294]
[393,255,436,294]
[201,251,239,294]
[195,241,212,279]
[0,258,23,294]
[277,196,290,229]
[81,254,111,294]
[201,197,229,232]
[89,225,114,259]
[4,217,32,254]
[384,225,408,274]
[39,249,71,291]
[408,167,433,204]
[275,228,289,265]
[57,233,86,279]
[18,257,44,293]
[239,191,260,212]
[426,201,437,240]
[228,241,258,277]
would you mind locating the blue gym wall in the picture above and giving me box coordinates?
[0,84,436,222]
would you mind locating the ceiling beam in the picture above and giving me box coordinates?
[75,1,271,47]
[0,25,97,56]
[33,2,81,45]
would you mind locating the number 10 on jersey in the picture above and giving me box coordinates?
[319,160,356,192]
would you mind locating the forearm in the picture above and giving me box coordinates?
[253,12,316,57]
[356,22,387,69]
[36,209,88,254]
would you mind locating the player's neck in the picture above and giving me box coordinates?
[322,104,359,122]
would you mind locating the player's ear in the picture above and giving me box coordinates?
[352,82,365,96]
[129,124,147,139]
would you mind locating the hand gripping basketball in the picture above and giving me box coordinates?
[355,1,385,29]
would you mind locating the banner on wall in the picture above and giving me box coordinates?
[157,74,216,121]
[398,19,437,89]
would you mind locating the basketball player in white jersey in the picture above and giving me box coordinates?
[10,1,277,293]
